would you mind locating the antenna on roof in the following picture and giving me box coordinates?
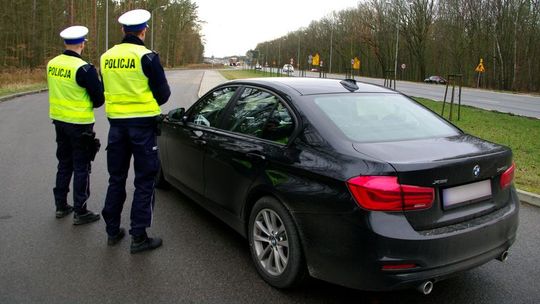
[340,79,359,92]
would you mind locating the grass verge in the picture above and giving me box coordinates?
[0,83,47,97]
[219,69,539,193]
[0,68,46,98]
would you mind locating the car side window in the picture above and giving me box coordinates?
[224,87,295,144]
[186,87,237,127]
[261,102,295,144]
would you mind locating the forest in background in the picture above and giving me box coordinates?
[0,0,204,70]
[254,0,540,92]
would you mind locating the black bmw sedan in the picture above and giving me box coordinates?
[157,77,518,293]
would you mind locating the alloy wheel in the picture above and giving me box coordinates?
[252,208,289,276]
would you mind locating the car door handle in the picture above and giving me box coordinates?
[246,152,266,161]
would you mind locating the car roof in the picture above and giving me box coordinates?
[225,77,395,96]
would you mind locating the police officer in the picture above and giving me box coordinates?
[47,26,104,225]
[100,9,170,253]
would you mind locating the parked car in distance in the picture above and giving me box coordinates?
[157,77,518,293]
[255,64,262,70]
[310,68,319,72]
[282,64,294,74]
[424,75,447,84]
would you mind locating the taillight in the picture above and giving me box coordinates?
[500,162,515,189]
[346,176,434,211]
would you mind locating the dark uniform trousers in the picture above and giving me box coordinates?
[53,121,93,212]
[102,124,159,237]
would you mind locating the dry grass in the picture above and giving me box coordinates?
[0,68,46,97]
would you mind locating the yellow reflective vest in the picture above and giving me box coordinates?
[47,54,94,124]
[100,43,160,119]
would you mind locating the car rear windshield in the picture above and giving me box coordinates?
[311,93,460,142]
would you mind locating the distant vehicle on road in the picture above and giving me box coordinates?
[424,75,447,84]
[157,78,518,293]
[282,64,294,74]
[255,64,262,70]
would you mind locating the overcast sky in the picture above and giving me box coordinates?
[193,0,360,58]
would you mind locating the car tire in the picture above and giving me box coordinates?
[155,160,169,189]
[248,196,307,289]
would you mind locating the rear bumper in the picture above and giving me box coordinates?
[293,189,519,291]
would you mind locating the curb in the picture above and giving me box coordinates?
[0,89,48,102]
[518,189,540,207]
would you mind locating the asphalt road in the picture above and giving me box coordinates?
[1,70,539,303]
[270,68,540,119]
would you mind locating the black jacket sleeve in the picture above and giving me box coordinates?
[76,64,105,108]
[141,52,171,106]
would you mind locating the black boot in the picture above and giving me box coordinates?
[73,210,100,225]
[130,234,163,254]
[107,228,126,246]
[55,200,73,219]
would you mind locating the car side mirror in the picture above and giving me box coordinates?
[168,108,186,123]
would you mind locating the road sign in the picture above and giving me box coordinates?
[312,53,320,66]
[353,57,360,70]
[401,63,406,70]
[475,58,485,73]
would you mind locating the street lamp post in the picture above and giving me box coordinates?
[278,39,281,68]
[151,5,167,50]
[393,23,399,82]
[265,43,268,66]
[387,0,410,85]
[329,25,333,74]
[329,19,341,74]
[297,34,300,73]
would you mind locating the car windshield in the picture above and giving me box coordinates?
[311,93,460,142]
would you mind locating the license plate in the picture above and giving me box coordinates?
[442,180,492,209]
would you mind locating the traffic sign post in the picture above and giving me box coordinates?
[441,74,463,121]
[400,63,406,80]
[319,60,326,78]
[475,58,485,88]
[384,70,395,90]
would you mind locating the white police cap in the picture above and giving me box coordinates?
[118,9,151,31]
[60,25,89,45]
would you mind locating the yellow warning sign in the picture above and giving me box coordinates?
[353,57,360,70]
[312,53,320,66]
[475,58,485,73]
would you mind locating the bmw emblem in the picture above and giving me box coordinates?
[473,165,481,178]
